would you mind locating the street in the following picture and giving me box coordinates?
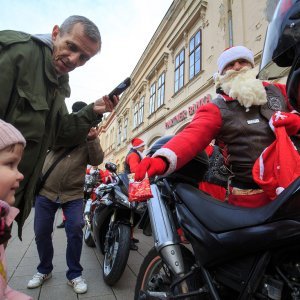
[6,208,153,299]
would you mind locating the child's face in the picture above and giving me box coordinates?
[0,144,24,206]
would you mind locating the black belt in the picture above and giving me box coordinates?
[230,180,260,189]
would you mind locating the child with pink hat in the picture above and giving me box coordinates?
[0,119,32,299]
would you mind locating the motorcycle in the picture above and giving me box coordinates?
[83,168,101,247]
[135,136,300,300]
[84,162,144,286]
[83,167,100,201]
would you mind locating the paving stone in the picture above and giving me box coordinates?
[79,295,116,300]
[8,274,35,290]
[16,287,40,300]
[13,264,38,277]
[40,284,78,300]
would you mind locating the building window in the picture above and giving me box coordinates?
[149,83,156,115]
[189,30,201,80]
[123,118,128,141]
[157,72,165,108]
[138,96,144,125]
[117,122,122,146]
[133,103,138,128]
[133,97,144,128]
[175,49,185,93]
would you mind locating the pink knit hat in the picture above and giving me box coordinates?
[217,46,254,74]
[0,119,26,151]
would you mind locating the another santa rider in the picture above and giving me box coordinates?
[135,46,300,208]
[124,138,146,174]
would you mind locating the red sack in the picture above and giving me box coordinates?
[128,177,153,202]
[252,126,300,200]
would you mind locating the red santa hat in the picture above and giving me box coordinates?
[217,46,254,74]
[132,138,145,149]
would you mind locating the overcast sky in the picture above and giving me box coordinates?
[1,0,173,111]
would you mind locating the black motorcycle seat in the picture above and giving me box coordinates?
[175,177,300,232]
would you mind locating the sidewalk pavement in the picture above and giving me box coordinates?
[6,208,153,300]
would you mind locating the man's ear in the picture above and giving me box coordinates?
[51,25,60,41]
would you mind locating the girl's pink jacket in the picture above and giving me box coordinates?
[0,202,32,300]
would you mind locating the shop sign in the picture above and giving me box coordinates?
[165,94,212,129]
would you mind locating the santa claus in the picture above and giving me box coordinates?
[124,138,146,174]
[135,46,300,208]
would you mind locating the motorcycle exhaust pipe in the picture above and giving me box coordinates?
[148,184,185,277]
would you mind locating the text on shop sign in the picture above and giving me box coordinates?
[165,94,212,129]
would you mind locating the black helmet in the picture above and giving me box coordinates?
[146,135,209,184]
[146,135,174,157]
[105,162,117,173]
[258,0,300,80]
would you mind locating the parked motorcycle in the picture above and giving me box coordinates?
[135,136,300,300]
[83,166,100,201]
[84,162,144,286]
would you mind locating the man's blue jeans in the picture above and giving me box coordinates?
[34,195,84,280]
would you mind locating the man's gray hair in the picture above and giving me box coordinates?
[60,15,101,47]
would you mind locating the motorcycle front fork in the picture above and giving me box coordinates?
[104,211,116,253]
[104,210,134,253]
[147,184,189,293]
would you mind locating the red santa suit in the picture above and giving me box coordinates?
[153,82,295,208]
[100,169,113,184]
[124,138,145,173]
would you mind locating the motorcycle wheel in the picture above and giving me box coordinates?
[103,223,131,286]
[135,245,206,300]
[84,225,95,247]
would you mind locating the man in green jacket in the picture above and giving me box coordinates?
[0,15,118,238]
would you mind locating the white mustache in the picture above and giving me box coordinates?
[216,67,267,108]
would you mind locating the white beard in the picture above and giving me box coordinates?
[214,67,267,109]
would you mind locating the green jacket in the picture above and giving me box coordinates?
[40,137,104,202]
[0,30,102,237]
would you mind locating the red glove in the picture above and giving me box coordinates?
[134,157,168,181]
[271,111,300,136]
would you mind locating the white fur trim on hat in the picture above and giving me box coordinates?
[217,46,254,74]
[132,142,145,149]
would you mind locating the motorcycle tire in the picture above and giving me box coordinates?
[103,223,131,286]
[135,245,206,300]
[84,225,95,247]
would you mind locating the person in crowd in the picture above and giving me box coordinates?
[99,168,111,184]
[199,140,230,201]
[84,165,100,201]
[27,101,104,294]
[0,15,118,238]
[124,138,146,174]
[0,119,32,299]
[135,45,300,208]
[124,138,147,250]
